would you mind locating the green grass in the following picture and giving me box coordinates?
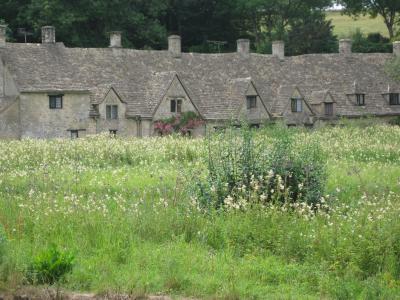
[327,11,389,38]
[1,125,400,299]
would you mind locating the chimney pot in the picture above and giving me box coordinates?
[237,39,250,57]
[0,25,6,48]
[41,26,56,44]
[168,35,181,58]
[109,31,122,48]
[339,39,352,54]
[393,41,400,56]
[272,41,285,60]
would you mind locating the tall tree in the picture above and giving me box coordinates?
[1,0,168,48]
[341,0,400,39]
[286,11,338,56]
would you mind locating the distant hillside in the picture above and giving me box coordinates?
[327,11,388,38]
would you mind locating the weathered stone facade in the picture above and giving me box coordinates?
[0,25,400,139]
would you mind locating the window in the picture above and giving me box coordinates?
[356,94,365,106]
[49,95,63,109]
[106,105,118,120]
[70,130,79,139]
[109,130,117,136]
[246,96,257,109]
[170,99,182,113]
[389,93,400,105]
[291,98,302,112]
[325,103,334,116]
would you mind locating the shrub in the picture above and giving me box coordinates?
[27,245,74,285]
[194,125,326,209]
[351,30,392,53]
[388,116,400,126]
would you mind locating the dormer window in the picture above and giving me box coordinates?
[389,93,400,105]
[171,99,182,113]
[325,103,334,116]
[246,96,257,109]
[106,105,118,120]
[356,94,365,106]
[291,98,302,112]
[49,95,63,109]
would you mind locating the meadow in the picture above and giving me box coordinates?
[1,123,400,299]
[327,11,388,38]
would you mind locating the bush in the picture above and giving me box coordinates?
[27,245,74,285]
[194,125,326,209]
[351,30,392,53]
[388,116,400,126]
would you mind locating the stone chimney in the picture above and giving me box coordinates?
[109,31,122,48]
[168,35,181,58]
[42,26,56,44]
[393,41,400,56]
[272,41,285,60]
[0,25,6,48]
[339,39,352,54]
[237,39,250,56]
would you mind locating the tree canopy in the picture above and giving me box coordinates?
[340,0,400,39]
[0,0,339,54]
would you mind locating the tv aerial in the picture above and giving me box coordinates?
[207,40,228,53]
[17,28,33,43]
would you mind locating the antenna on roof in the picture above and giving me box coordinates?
[17,28,33,43]
[206,40,227,53]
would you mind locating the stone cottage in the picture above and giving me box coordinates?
[1,25,400,139]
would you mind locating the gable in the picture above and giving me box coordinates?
[97,87,127,120]
[153,75,200,120]
[246,82,258,96]
[103,87,125,104]
[324,93,335,103]
[237,81,270,122]
[281,87,315,124]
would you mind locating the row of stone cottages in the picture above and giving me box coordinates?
[0,25,400,138]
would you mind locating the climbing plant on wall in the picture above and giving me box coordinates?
[154,111,204,136]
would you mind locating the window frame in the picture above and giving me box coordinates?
[324,102,334,116]
[170,99,176,113]
[106,105,118,120]
[389,93,400,106]
[49,94,63,109]
[246,96,257,109]
[171,99,183,113]
[291,98,303,113]
[109,129,118,136]
[70,130,79,139]
[356,94,365,106]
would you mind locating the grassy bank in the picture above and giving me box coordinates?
[1,125,400,299]
[327,11,388,38]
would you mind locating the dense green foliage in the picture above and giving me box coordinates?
[0,0,339,55]
[1,124,400,298]
[351,29,393,52]
[27,245,74,285]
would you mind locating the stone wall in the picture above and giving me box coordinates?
[20,92,91,138]
[0,99,20,139]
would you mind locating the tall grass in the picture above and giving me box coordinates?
[1,125,400,299]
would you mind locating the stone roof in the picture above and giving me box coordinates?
[1,42,400,119]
